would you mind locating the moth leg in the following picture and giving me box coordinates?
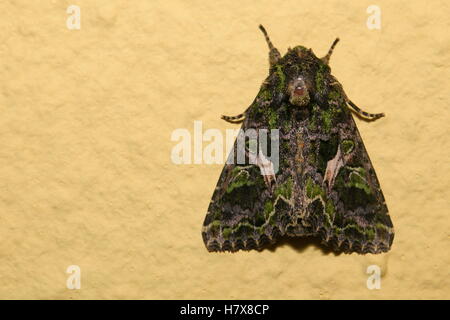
[321,38,340,65]
[347,100,385,121]
[330,77,385,121]
[259,24,281,67]
[221,113,246,124]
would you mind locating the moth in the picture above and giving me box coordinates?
[202,25,394,254]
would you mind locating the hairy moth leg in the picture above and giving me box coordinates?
[221,113,246,123]
[330,75,385,121]
[259,24,281,67]
[347,100,385,121]
[321,37,340,65]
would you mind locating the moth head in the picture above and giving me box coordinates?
[293,45,313,59]
[287,76,310,107]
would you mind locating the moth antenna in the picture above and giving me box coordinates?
[259,25,276,51]
[259,24,281,67]
[322,37,340,64]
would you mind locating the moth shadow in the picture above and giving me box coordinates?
[266,236,342,256]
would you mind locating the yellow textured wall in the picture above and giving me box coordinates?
[0,0,448,299]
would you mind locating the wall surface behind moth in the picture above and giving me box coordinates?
[0,0,448,299]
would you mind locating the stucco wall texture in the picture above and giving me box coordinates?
[0,0,448,300]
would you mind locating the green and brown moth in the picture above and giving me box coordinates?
[202,25,394,254]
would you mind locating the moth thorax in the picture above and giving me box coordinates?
[288,76,310,107]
